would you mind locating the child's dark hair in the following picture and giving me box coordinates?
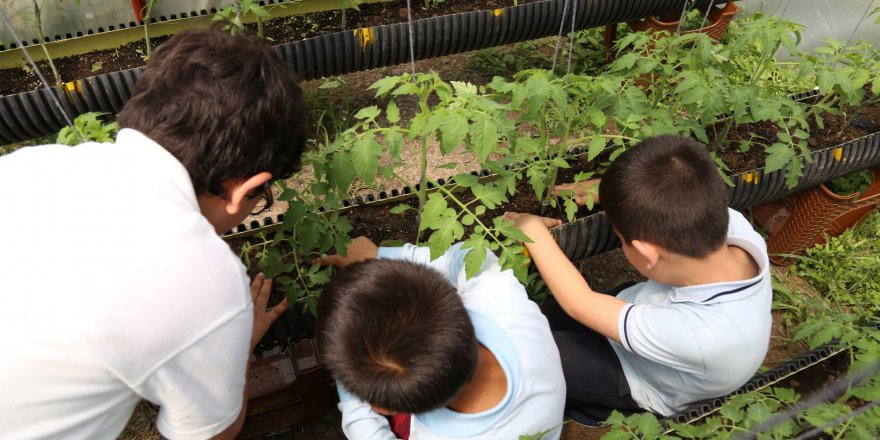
[599,135,729,258]
[316,259,478,413]
[117,27,306,196]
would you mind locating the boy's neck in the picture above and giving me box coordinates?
[661,244,759,287]
[447,344,507,414]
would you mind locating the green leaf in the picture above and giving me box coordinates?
[564,198,578,222]
[386,100,400,123]
[452,173,479,188]
[440,111,469,154]
[352,134,380,186]
[461,235,488,279]
[586,106,606,129]
[471,182,508,210]
[385,129,404,160]
[369,76,401,97]
[470,113,499,161]
[330,152,356,192]
[389,204,410,214]
[421,194,464,259]
[551,157,570,169]
[496,216,532,243]
[586,135,605,161]
[353,105,380,121]
[763,143,794,174]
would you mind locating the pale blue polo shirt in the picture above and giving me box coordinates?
[611,209,773,416]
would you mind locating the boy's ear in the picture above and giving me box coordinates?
[630,239,662,271]
[223,171,272,215]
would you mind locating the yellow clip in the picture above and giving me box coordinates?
[743,173,753,184]
[493,8,503,17]
[753,173,759,185]
[353,27,374,50]
[61,81,80,104]
[833,147,843,161]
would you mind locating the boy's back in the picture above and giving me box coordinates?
[611,208,772,415]
[507,134,773,420]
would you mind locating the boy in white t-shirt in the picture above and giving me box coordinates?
[505,135,772,422]
[0,28,305,439]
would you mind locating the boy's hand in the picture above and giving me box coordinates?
[250,273,288,351]
[502,212,562,230]
[552,178,601,205]
[326,236,379,267]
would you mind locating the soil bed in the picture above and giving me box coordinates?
[0,0,540,97]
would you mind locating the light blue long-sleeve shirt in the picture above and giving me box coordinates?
[337,243,566,440]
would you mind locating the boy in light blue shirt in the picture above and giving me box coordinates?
[506,135,772,422]
[317,238,566,439]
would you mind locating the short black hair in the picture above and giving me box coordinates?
[316,259,478,413]
[117,27,307,196]
[599,135,729,258]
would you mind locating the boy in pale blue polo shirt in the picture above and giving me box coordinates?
[505,135,772,423]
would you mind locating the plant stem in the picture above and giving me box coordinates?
[431,179,508,249]
[142,0,155,59]
[290,249,314,302]
[32,0,60,87]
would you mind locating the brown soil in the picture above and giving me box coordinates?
[0,0,539,97]
[711,96,880,174]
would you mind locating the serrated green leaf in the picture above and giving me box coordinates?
[461,236,487,279]
[385,129,404,160]
[588,135,605,160]
[352,134,380,186]
[764,143,794,174]
[369,76,401,97]
[551,156,569,168]
[440,112,469,154]
[353,105,380,121]
[471,182,508,210]
[452,173,479,188]
[470,113,499,161]
[386,100,400,123]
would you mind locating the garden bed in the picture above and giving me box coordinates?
[0,0,538,97]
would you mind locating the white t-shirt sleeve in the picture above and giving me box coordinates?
[136,307,253,440]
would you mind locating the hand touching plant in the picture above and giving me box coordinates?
[325,236,379,267]
[552,178,601,206]
[249,273,288,351]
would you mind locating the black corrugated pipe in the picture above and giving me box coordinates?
[0,0,728,145]
[551,130,880,260]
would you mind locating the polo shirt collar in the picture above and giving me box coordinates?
[416,310,520,437]
[116,128,200,212]
[667,235,769,305]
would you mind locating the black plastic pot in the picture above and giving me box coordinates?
[662,342,845,427]
[0,0,728,145]
[552,130,880,260]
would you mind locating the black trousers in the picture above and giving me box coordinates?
[541,282,644,422]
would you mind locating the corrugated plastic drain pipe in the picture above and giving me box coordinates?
[0,0,726,144]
